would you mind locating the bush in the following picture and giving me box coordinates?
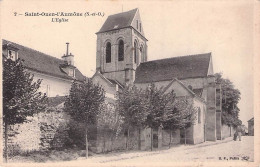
[5,144,22,157]
[65,119,86,150]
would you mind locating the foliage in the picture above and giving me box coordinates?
[3,58,47,125]
[97,101,124,138]
[214,73,241,127]
[116,85,149,129]
[163,97,197,130]
[117,83,197,130]
[3,58,47,162]
[144,84,176,128]
[64,79,105,125]
[66,119,86,150]
[63,79,105,157]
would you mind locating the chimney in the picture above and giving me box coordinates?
[66,42,69,56]
[62,42,74,66]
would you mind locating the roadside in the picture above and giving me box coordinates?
[77,137,235,163]
[7,136,235,163]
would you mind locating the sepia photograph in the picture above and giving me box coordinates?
[0,0,259,166]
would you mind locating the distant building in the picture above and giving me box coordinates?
[92,8,223,151]
[248,117,254,136]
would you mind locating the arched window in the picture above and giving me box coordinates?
[198,108,201,123]
[140,46,143,62]
[134,41,137,63]
[118,40,124,61]
[106,42,111,63]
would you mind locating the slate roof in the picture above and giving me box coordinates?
[248,117,254,122]
[135,53,211,83]
[97,8,138,33]
[2,39,86,81]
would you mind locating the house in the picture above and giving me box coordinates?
[2,40,86,97]
[2,39,85,151]
[92,8,223,151]
[248,117,254,136]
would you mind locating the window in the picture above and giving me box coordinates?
[46,85,50,97]
[68,69,75,77]
[106,42,111,63]
[216,88,221,107]
[140,46,143,62]
[118,40,124,61]
[8,50,16,61]
[198,108,201,123]
[136,20,138,29]
[134,41,137,63]
[140,23,142,32]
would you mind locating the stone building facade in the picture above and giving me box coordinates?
[248,117,254,136]
[92,8,223,151]
[95,8,148,86]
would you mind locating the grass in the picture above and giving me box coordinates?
[8,149,95,163]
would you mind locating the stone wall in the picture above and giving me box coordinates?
[93,127,139,153]
[7,117,41,151]
[7,107,70,152]
[248,121,254,136]
[162,129,180,147]
[222,124,235,139]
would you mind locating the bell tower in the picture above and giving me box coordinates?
[96,8,148,85]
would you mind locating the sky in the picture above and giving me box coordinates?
[1,0,254,125]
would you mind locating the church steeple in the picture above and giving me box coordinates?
[96,8,148,85]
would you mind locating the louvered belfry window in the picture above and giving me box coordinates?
[106,42,111,63]
[134,41,137,63]
[118,40,124,61]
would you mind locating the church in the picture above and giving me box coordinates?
[91,8,223,150]
[2,8,225,152]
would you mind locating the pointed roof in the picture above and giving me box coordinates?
[162,78,195,95]
[135,53,212,83]
[91,71,124,89]
[2,39,86,81]
[162,78,205,103]
[97,8,138,34]
[248,117,254,122]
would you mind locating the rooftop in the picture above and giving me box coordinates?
[97,8,138,34]
[2,39,86,81]
[135,53,212,83]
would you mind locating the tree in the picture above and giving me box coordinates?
[116,85,148,150]
[64,80,105,158]
[214,73,241,127]
[3,58,47,162]
[117,83,198,150]
[163,97,197,129]
[97,101,124,151]
[163,97,197,145]
[144,84,176,129]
